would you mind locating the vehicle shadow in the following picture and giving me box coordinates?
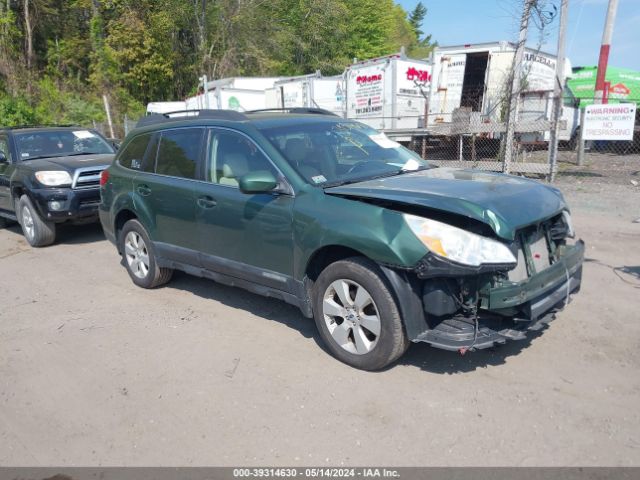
[167,271,545,374]
[397,330,544,374]
[55,222,106,245]
[3,221,106,246]
[167,271,318,341]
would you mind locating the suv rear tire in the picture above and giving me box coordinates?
[312,257,409,370]
[18,195,56,247]
[119,219,173,288]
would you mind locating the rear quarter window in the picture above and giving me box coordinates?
[118,133,155,171]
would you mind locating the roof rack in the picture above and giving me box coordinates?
[246,107,339,117]
[0,124,78,130]
[136,109,247,128]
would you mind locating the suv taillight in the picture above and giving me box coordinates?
[100,169,109,186]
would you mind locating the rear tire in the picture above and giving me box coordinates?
[119,219,173,288]
[312,257,409,371]
[18,195,56,247]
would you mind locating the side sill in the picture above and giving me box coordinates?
[156,256,312,318]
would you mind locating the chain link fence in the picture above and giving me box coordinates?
[90,116,138,140]
[383,89,639,187]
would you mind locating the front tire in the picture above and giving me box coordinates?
[18,195,56,247]
[119,219,173,288]
[312,257,409,370]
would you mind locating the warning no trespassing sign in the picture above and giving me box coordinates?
[583,103,636,141]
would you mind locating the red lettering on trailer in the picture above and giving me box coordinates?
[356,74,383,84]
[406,67,431,84]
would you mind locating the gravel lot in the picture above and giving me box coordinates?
[1,184,639,467]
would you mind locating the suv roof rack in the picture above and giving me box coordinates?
[136,109,247,128]
[246,108,339,117]
[0,124,78,130]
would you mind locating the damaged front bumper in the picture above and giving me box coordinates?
[383,240,585,353]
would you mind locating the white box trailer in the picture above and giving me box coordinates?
[146,101,187,115]
[428,41,572,123]
[345,53,432,130]
[428,41,577,141]
[267,73,346,116]
[185,77,284,112]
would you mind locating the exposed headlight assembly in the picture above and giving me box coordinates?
[404,214,517,267]
[35,171,73,187]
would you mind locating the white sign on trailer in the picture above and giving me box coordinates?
[583,103,636,140]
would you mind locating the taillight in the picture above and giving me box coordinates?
[100,169,109,186]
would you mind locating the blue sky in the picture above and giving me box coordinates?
[396,0,639,70]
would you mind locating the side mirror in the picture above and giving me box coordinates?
[110,140,121,151]
[238,171,278,194]
[0,151,7,164]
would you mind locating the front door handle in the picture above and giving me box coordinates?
[197,196,217,209]
[137,184,151,196]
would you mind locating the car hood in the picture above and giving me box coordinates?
[21,154,114,172]
[324,168,567,240]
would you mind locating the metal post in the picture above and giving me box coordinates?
[548,0,569,183]
[471,134,477,164]
[594,0,619,104]
[577,107,586,166]
[458,135,463,161]
[503,0,535,174]
[102,94,115,139]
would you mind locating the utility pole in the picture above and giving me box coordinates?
[503,0,535,173]
[548,0,569,182]
[594,0,619,104]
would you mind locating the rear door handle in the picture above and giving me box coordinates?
[137,184,151,196]
[197,196,217,209]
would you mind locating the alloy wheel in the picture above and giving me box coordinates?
[322,279,381,355]
[21,205,35,240]
[124,231,150,279]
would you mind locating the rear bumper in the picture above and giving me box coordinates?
[31,187,101,223]
[411,240,584,352]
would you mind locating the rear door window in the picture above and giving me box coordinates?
[155,128,204,180]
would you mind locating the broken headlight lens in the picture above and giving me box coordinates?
[35,170,73,187]
[404,214,517,266]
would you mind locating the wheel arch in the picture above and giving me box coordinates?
[113,208,138,252]
[304,244,428,341]
[304,244,369,283]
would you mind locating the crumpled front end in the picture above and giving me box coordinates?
[382,212,584,352]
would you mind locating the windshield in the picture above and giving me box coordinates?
[15,129,114,160]
[259,121,431,186]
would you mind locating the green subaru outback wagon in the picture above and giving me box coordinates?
[99,109,584,370]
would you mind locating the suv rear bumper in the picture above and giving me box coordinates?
[30,187,101,223]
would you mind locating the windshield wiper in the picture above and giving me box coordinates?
[399,164,431,173]
[322,170,402,188]
[55,151,105,157]
[22,151,105,161]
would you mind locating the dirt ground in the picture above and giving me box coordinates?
[0,183,639,467]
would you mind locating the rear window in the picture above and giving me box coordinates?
[155,128,203,179]
[118,133,154,170]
